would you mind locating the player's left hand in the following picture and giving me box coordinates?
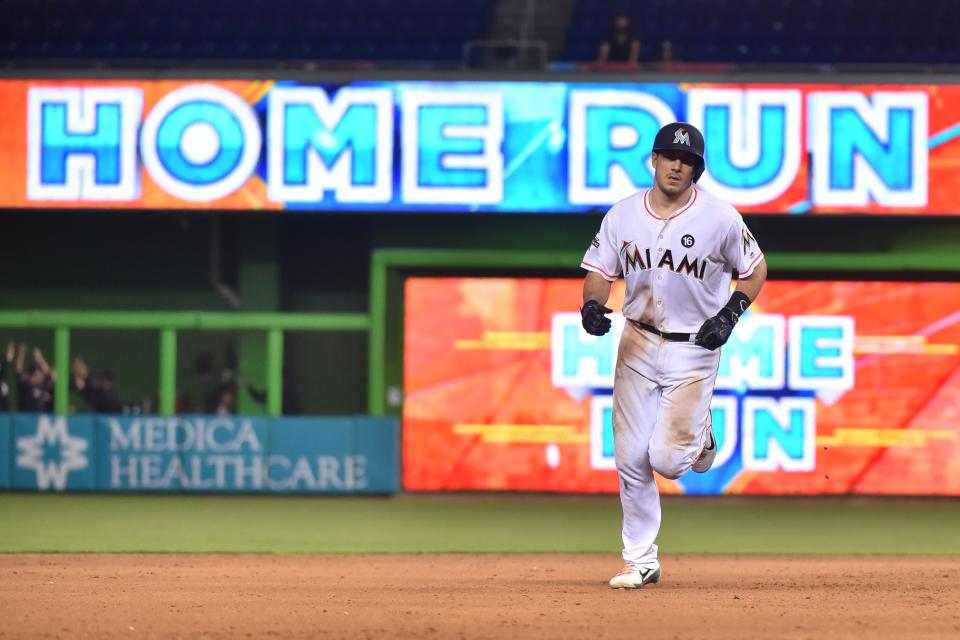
[694,309,736,350]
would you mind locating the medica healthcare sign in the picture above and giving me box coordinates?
[2,79,958,213]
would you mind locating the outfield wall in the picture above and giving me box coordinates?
[2,70,959,496]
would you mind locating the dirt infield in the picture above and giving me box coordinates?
[1,554,958,639]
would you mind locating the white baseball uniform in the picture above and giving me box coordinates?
[581,186,763,567]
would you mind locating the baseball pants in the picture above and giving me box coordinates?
[612,320,720,566]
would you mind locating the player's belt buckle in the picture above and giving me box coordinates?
[632,320,693,343]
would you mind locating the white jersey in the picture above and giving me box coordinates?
[581,186,763,334]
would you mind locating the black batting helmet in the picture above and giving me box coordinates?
[652,122,705,182]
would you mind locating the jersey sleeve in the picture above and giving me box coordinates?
[581,214,621,282]
[720,214,765,278]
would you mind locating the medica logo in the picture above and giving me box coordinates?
[16,416,89,491]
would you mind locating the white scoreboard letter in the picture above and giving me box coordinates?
[550,312,624,389]
[28,87,143,201]
[715,314,786,391]
[402,90,503,205]
[688,89,802,206]
[788,315,855,393]
[809,91,928,207]
[742,397,816,472]
[268,87,394,204]
[568,90,676,205]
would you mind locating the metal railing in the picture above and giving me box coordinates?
[0,311,370,417]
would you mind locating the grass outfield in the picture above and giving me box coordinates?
[1,493,959,555]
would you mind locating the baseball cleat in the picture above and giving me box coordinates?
[608,562,661,589]
[692,427,717,473]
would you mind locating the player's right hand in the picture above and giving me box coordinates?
[581,300,613,336]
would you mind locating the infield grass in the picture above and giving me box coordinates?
[1,493,958,555]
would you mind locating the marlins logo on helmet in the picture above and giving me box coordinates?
[673,128,690,145]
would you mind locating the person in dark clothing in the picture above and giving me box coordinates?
[17,345,55,413]
[71,356,123,413]
[598,14,641,65]
[245,367,301,416]
[0,341,15,411]
[84,371,123,413]
[0,341,16,411]
[213,386,236,416]
[193,351,221,414]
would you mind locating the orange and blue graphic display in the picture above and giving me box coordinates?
[5,79,960,213]
[403,278,960,494]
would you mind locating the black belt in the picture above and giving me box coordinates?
[631,320,694,343]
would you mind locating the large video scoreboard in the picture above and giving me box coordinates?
[403,278,960,495]
[2,79,957,213]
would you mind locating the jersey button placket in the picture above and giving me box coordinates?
[655,221,668,328]
[648,216,665,329]
[657,227,666,281]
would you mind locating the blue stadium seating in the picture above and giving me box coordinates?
[1,0,493,62]
[564,0,960,65]
[3,0,957,66]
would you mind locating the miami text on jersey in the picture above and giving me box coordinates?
[621,242,707,280]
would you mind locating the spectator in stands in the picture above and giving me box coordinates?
[246,367,301,416]
[0,341,14,410]
[196,349,250,414]
[193,346,300,416]
[193,350,220,413]
[17,345,55,413]
[598,14,640,65]
[71,356,123,413]
[214,386,236,416]
[660,39,674,64]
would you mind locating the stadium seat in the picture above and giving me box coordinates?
[562,0,960,65]
[4,0,495,64]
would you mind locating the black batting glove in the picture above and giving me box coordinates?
[581,300,613,336]
[695,291,751,351]
[694,310,736,350]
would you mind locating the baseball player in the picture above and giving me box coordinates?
[579,122,767,589]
